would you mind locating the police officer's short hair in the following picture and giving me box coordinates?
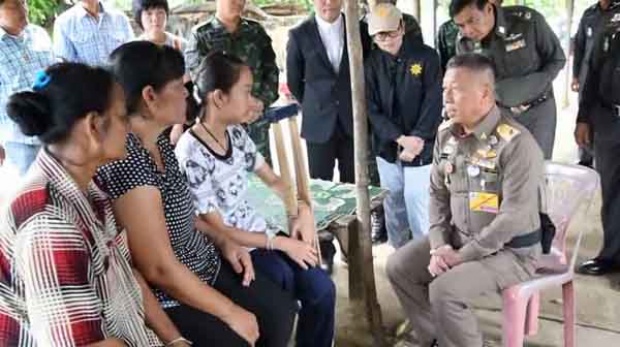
[133,0,170,30]
[446,53,496,85]
[449,0,488,17]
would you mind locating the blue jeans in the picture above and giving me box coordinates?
[376,157,431,249]
[251,249,335,347]
[3,142,40,175]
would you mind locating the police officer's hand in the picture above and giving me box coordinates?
[428,254,450,277]
[571,78,580,93]
[574,122,591,147]
[431,246,463,268]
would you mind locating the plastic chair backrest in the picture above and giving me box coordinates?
[543,162,600,270]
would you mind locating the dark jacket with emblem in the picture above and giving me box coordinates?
[364,39,443,166]
[286,15,372,144]
[429,106,544,271]
[456,5,566,109]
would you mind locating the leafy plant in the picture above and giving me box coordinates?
[28,0,62,26]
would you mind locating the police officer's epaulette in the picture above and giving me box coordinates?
[495,122,521,142]
[438,118,454,132]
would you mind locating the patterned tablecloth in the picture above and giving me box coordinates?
[246,174,386,232]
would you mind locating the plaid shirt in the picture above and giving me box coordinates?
[0,25,55,145]
[0,150,161,346]
[53,2,134,66]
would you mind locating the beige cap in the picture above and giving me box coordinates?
[368,3,402,36]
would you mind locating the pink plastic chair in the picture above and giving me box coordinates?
[501,162,600,347]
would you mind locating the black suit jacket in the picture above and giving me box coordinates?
[286,15,371,144]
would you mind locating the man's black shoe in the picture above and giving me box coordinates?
[577,258,620,276]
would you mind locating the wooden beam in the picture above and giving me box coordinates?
[343,0,386,345]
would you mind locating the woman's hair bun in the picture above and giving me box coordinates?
[6,91,52,137]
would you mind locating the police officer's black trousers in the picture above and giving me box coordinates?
[593,114,620,263]
[512,98,557,160]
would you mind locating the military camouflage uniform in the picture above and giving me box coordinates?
[185,16,279,164]
[436,19,459,73]
[456,6,566,159]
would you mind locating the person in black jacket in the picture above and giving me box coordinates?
[286,0,371,184]
[365,3,443,249]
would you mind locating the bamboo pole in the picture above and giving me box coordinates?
[343,0,386,345]
[413,0,421,22]
[562,0,576,108]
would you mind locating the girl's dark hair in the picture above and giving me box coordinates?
[109,41,185,114]
[194,51,247,104]
[7,63,116,144]
[133,0,169,30]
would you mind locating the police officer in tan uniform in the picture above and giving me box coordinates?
[386,53,544,347]
[451,0,565,160]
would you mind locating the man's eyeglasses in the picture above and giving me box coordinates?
[373,30,401,41]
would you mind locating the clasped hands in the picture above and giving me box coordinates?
[427,245,463,277]
[397,135,424,162]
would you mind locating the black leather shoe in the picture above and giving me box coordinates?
[577,258,620,275]
[371,208,387,245]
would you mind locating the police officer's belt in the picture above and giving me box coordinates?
[505,229,541,249]
[523,91,552,110]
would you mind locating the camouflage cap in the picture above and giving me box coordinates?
[368,3,402,36]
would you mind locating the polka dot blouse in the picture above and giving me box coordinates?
[96,133,221,308]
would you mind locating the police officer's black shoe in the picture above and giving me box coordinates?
[577,258,620,276]
[371,207,387,245]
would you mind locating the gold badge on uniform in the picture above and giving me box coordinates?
[410,63,423,76]
[469,192,499,214]
[496,123,520,142]
[477,148,497,159]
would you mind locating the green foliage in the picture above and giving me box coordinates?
[27,0,62,26]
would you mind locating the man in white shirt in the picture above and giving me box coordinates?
[286,0,371,184]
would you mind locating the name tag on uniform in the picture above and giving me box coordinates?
[506,39,526,52]
[469,192,499,214]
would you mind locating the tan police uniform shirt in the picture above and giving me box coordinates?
[428,106,544,266]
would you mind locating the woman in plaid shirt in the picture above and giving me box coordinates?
[0,63,189,346]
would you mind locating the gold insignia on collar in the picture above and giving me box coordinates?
[410,63,423,76]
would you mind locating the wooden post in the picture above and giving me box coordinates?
[343,0,386,345]
[412,0,421,22]
[563,0,576,108]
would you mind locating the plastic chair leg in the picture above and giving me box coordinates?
[525,292,540,336]
[502,290,528,347]
[562,281,576,347]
